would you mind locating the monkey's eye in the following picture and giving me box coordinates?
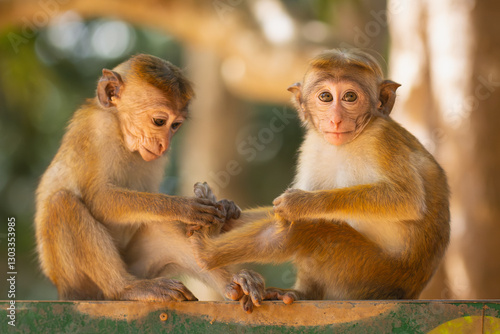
[171,122,182,130]
[342,91,358,102]
[318,92,333,102]
[153,118,166,126]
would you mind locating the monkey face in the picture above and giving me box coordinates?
[97,57,192,162]
[114,81,185,162]
[305,79,372,146]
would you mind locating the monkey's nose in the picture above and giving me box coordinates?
[158,142,168,155]
[331,119,342,129]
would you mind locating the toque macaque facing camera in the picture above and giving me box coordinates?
[191,49,450,306]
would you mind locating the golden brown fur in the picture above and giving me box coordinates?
[192,49,450,303]
[35,54,259,303]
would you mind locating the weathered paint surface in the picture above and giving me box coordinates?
[1,300,499,333]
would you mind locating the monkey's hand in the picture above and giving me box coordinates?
[273,188,311,222]
[217,199,242,232]
[263,287,300,305]
[181,196,226,232]
[193,181,241,222]
[225,269,266,314]
[121,278,198,302]
[187,182,241,236]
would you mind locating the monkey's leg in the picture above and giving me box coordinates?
[126,222,265,312]
[40,190,196,301]
[191,181,272,233]
[225,207,274,231]
[191,217,295,270]
[292,220,416,300]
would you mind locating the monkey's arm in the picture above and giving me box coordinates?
[273,181,425,223]
[84,186,225,226]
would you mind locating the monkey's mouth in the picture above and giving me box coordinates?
[139,145,162,162]
[323,131,355,145]
[324,131,353,135]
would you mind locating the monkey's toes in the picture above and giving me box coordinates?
[193,181,217,202]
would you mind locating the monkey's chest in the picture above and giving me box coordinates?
[294,151,381,191]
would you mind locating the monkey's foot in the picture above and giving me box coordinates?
[121,278,198,302]
[225,269,266,314]
[264,287,301,305]
[188,182,224,237]
[194,182,217,202]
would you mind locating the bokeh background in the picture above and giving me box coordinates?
[1,0,499,300]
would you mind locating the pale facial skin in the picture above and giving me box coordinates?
[113,80,185,161]
[307,79,371,146]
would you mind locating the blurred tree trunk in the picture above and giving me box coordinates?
[177,46,250,300]
[179,46,248,205]
[389,0,500,298]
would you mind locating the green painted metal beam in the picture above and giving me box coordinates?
[1,300,499,333]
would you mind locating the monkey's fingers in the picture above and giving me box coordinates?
[189,200,226,225]
[195,198,226,217]
[218,199,242,220]
[272,195,283,207]
[231,269,265,307]
[167,280,198,302]
[240,295,255,314]
[193,182,217,202]
[195,197,222,207]
[123,278,199,302]
[225,282,244,300]
[264,288,298,305]
[191,211,225,226]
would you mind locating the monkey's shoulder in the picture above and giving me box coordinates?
[45,102,164,193]
[369,117,448,190]
[367,117,426,152]
[65,103,122,147]
[366,117,440,166]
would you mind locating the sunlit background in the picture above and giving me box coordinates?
[1,0,499,301]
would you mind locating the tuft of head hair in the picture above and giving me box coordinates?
[302,49,384,107]
[117,54,194,112]
[308,49,384,81]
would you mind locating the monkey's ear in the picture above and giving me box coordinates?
[288,82,306,119]
[97,69,124,108]
[378,80,401,116]
[287,82,302,101]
